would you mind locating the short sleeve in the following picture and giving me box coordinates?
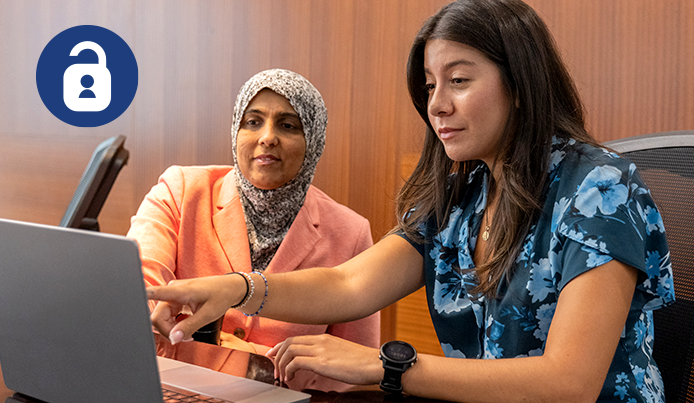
[394,229,425,257]
[556,239,612,290]
[553,157,675,310]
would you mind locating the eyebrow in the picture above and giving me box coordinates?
[424,59,477,75]
[243,109,300,120]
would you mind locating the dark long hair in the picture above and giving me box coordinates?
[396,0,598,297]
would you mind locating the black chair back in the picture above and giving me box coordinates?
[606,131,694,403]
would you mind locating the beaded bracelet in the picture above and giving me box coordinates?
[243,271,268,317]
[229,272,254,309]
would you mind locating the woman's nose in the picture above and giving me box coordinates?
[427,86,452,117]
[258,123,280,146]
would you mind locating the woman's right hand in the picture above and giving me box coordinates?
[267,334,383,386]
[148,274,245,344]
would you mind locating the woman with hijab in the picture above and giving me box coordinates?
[127,69,380,392]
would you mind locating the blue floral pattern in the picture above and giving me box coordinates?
[401,139,674,402]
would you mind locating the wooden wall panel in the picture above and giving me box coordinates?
[1,0,692,357]
[526,0,694,141]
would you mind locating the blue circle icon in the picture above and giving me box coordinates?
[36,25,138,127]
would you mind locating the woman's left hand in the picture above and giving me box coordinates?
[267,334,383,386]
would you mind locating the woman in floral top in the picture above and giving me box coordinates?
[147,0,674,401]
[412,137,672,402]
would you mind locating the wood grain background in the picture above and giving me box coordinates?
[1,0,692,356]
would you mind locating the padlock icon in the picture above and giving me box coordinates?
[63,41,111,112]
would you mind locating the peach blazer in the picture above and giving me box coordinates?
[127,165,380,392]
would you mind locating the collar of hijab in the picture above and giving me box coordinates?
[231,69,327,272]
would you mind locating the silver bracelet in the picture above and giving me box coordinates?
[229,272,250,309]
[243,271,267,317]
[236,272,255,309]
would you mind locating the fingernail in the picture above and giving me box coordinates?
[170,330,184,345]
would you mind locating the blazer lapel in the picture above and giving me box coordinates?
[212,170,252,272]
[266,187,321,273]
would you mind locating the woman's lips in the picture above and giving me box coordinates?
[438,127,463,140]
[254,154,280,165]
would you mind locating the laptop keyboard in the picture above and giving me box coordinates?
[162,387,233,403]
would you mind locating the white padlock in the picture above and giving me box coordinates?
[63,41,112,112]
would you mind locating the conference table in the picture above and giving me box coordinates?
[0,334,449,403]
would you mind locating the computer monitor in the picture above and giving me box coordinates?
[59,135,129,231]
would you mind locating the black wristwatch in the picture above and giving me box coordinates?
[379,340,417,394]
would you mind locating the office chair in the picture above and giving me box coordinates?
[605,131,694,403]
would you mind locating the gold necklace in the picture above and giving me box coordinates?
[482,213,490,241]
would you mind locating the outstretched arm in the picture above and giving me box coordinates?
[271,259,637,402]
[148,234,424,344]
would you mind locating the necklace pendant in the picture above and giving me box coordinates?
[482,226,490,241]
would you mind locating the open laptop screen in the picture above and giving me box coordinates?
[0,219,309,403]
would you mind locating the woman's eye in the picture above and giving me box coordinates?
[280,120,302,132]
[452,77,469,85]
[424,83,435,93]
[244,118,260,127]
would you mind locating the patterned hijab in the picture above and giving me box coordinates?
[231,69,327,272]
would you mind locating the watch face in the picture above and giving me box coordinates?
[383,341,416,363]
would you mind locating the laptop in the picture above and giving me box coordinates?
[0,218,310,403]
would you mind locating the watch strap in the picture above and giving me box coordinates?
[380,366,404,393]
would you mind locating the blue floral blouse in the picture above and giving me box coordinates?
[399,138,675,402]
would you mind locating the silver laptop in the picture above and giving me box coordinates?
[0,218,310,403]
